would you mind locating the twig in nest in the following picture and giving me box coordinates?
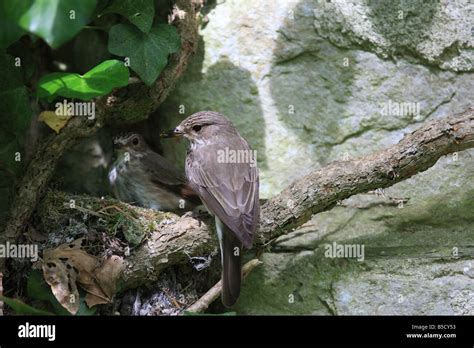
[97,204,139,222]
[64,203,105,218]
[184,259,263,313]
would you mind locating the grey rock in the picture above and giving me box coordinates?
[156,0,474,314]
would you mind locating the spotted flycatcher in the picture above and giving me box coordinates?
[108,133,199,212]
[163,111,260,307]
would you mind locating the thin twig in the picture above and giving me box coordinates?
[97,204,139,221]
[64,204,105,218]
[184,259,263,313]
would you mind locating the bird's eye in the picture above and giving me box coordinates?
[192,125,202,132]
[132,137,139,146]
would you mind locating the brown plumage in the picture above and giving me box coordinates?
[108,133,200,212]
[163,111,260,307]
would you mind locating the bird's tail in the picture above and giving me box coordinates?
[216,218,242,307]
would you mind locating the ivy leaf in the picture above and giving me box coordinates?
[37,59,129,101]
[27,269,70,315]
[102,0,154,33]
[0,295,55,316]
[3,0,98,49]
[73,30,111,74]
[108,23,180,86]
[0,3,25,50]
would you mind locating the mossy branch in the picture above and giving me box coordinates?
[35,107,474,291]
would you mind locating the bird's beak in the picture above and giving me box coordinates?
[160,128,183,138]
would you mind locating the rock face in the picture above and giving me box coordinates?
[158,0,474,314]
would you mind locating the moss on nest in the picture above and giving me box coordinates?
[35,190,179,257]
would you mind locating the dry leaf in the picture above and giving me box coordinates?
[84,284,111,307]
[44,239,99,272]
[39,110,72,133]
[40,238,125,313]
[84,256,124,307]
[95,255,125,299]
[42,257,80,314]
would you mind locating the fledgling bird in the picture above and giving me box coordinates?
[162,111,260,307]
[108,133,199,213]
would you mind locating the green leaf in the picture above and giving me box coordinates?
[27,270,50,302]
[37,59,129,101]
[73,30,111,74]
[102,0,154,33]
[108,22,180,86]
[0,295,55,316]
[3,0,98,49]
[27,269,69,315]
[76,296,97,316]
[0,3,25,50]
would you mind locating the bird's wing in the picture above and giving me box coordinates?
[186,137,259,248]
[140,151,187,185]
[141,151,202,206]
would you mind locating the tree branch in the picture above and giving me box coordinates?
[258,106,474,242]
[117,107,474,288]
[0,0,200,273]
[33,108,473,291]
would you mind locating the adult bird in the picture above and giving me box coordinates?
[162,111,260,307]
[108,133,199,213]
